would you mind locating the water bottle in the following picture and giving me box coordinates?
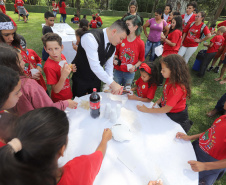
[90,88,100,118]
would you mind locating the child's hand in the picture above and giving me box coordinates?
[188,160,206,172]
[127,94,137,100]
[61,63,71,79]
[137,104,150,113]
[102,128,112,142]
[67,99,78,109]
[32,71,41,80]
[161,34,166,40]
[176,132,191,141]
[113,59,118,65]
[72,64,77,73]
[129,65,135,72]
[37,66,42,72]
[148,179,163,185]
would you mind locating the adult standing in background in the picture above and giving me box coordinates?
[72,20,130,97]
[122,0,144,26]
[113,15,144,87]
[178,11,211,63]
[181,1,197,32]
[0,0,6,14]
[58,0,67,23]
[15,0,27,23]
[163,4,172,22]
[143,9,169,61]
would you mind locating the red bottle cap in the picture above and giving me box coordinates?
[93,88,97,92]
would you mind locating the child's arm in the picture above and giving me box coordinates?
[188,159,226,172]
[176,132,202,141]
[204,42,213,48]
[52,63,71,93]
[128,95,152,102]
[137,104,172,113]
[96,128,112,157]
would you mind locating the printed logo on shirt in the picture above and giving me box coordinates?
[187,28,199,40]
[215,39,223,46]
[142,85,145,89]
[31,56,35,60]
[120,48,135,65]
[121,43,125,47]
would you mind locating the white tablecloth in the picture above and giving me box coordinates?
[42,23,76,64]
[58,93,198,185]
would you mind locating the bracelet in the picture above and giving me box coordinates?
[37,64,42,68]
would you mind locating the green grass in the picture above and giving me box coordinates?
[7,11,226,184]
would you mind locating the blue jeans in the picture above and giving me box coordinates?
[60,14,66,23]
[113,70,135,87]
[145,40,161,61]
[193,140,226,185]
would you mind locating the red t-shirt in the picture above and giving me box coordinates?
[209,27,215,32]
[52,2,58,12]
[114,37,145,72]
[217,20,226,28]
[96,16,103,24]
[135,77,157,100]
[0,141,6,147]
[16,47,31,78]
[58,1,66,14]
[58,151,103,185]
[207,35,225,53]
[27,49,47,91]
[162,29,182,57]
[199,115,226,160]
[90,20,97,28]
[74,17,79,21]
[183,22,210,47]
[15,0,24,6]
[181,14,196,31]
[161,78,187,113]
[44,54,73,102]
[0,4,6,14]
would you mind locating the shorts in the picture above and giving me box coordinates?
[17,6,26,15]
[214,45,226,61]
[53,11,57,17]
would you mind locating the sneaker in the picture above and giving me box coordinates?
[214,66,220,73]
[207,66,213,72]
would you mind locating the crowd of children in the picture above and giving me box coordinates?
[0,0,226,184]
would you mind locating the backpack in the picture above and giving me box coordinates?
[189,22,207,39]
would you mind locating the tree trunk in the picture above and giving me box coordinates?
[166,0,189,14]
[151,0,159,18]
[106,0,108,10]
[76,0,81,19]
[210,0,226,25]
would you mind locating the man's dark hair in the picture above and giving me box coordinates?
[110,19,130,36]
[44,11,54,19]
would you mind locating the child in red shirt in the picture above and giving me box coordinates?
[181,1,197,31]
[58,0,67,23]
[42,33,75,102]
[198,26,226,77]
[127,62,158,102]
[0,0,6,14]
[0,107,112,185]
[95,13,103,27]
[71,14,79,24]
[161,16,182,57]
[176,115,226,185]
[89,16,97,28]
[137,54,192,133]
[52,0,58,22]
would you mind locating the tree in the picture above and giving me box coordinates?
[166,0,189,14]
[76,0,81,19]
[209,0,226,26]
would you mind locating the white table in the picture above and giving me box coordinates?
[58,93,198,185]
[42,23,77,64]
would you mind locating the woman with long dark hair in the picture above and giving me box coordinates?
[161,16,183,57]
[58,0,67,23]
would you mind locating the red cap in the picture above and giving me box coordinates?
[93,88,97,92]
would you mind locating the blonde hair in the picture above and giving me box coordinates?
[218,26,226,33]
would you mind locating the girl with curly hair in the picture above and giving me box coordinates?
[137,54,193,133]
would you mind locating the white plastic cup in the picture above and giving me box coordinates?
[127,64,133,71]
[125,86,131,92]
[104,103,111,119]
[116,104,121,118]
[30,69,39,77]
[72,40,77,45]
[122,96,128,106]
[59,60,67,68]
[110,109,117,123]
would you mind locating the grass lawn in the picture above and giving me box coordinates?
[7,11,226,184]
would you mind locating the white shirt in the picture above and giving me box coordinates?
[184,13,193,23]
[163,13,169,21]
[81,28,115,85]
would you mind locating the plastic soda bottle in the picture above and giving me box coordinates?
[90,88,100,118]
